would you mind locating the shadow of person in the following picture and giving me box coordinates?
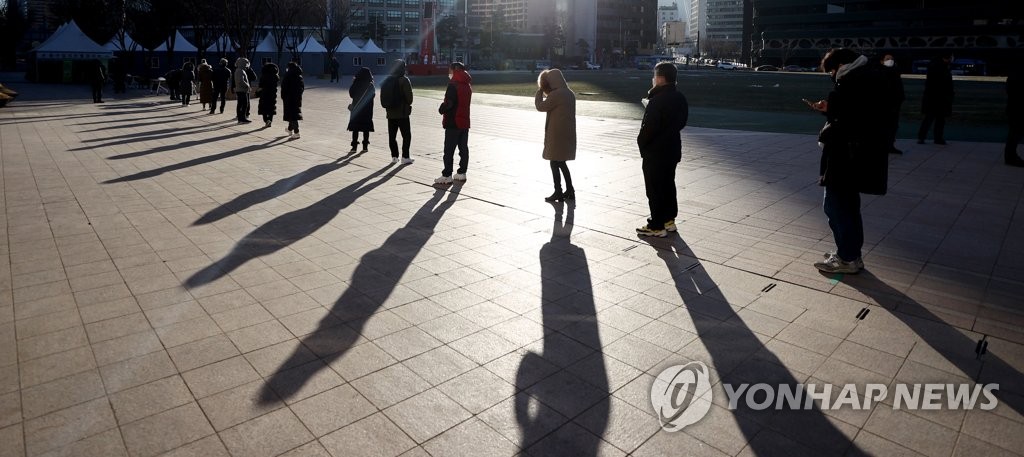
[77,123,221,148]
[831,269,1024,416]
[102,136,286,184]
[193,150,368,226]
[185,163,403,289]
[514,201,611,455]
[98,128,250,158]
[258,185,460,403]
[648,234,865,456]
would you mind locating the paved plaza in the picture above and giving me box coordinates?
[0,76,1022,457]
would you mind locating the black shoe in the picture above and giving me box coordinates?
[544,190,564,202]
[238,119,251,124]
[562,189,575,201]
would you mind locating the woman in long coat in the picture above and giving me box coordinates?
[281,61,304,139]
[347,67,375,153]
[197,59,214,111]
[257,63,280,128]
[179,62,195,106]
[535,68,577,201]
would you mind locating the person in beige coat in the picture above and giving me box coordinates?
[535,68,577,202]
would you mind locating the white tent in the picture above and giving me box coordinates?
[337,37,363,53]
[153,30,198,53]
[34,20,112,60]
[254,33,278,53]
[206,34,236,54]
[104,32,140,52]
[295,35,328,54]
[361,39,384,54]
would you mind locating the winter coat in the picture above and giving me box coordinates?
[1007,65,1023,124]
[381,61,413,119]
[535,69,576,161]
[257,72,279,116]
[281,65,304,122]
[179,68,195,93]
[165,69,182,89]
[818,55,892,195]
[91,62,106,84]
[347,67,375,132]
[198,64,214,103]
[212,65,231,91]
[637,83,688,162]
[921,58,953,116]
[439,68,472,129]
[233,58,251,93]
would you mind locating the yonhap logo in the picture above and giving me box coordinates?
[651,362,712,432]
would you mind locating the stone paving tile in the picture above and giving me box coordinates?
[120,402,213,457]
[22,397,116,457]
[219,407,313,457]
[319,413,417,457]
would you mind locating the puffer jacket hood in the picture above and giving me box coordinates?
[355,67,373,82]
[235,57,250,69]
[542,68,568,91]
[390,60,407,77]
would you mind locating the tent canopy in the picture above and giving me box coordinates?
[295,35,327,54]
[104,31,140,52]
[153,30,198,53]
[361,39,384,54]
[254,33,277,53]
[206,33,236,54]
[337,37,363,53]
[34,20,112,60]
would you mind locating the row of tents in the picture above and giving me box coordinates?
[30,20,390,83]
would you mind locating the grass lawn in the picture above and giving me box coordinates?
[409,68,1009,142]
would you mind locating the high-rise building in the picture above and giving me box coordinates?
[348,0,460,58]
[689,0,745,57]
[469,0,556,34]
[752,0,1024,72]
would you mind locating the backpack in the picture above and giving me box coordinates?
[380,77,400,109]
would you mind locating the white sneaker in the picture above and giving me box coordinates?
[453,173,467,181]
[434,176,453,185]
[286,127,292,134]
[290,132,300,140]
[401,157,415,165]
[265,121,271,128]
[392,157,400,164]
[814,253,861,274]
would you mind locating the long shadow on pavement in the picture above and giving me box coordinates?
[100,128,250,159]
[835,270,1024,415]
[193,150,367,226]
[102,136,282,184]
[648,234,865,456]
[72,124,225,150]
[75,114,216,132]
[515,202,611,455]
[258,185,460,403]
[185,163,404,289]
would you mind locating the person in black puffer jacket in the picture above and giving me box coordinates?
[257,63,279,128]
[635,61,688,238]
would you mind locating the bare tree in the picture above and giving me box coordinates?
[315,0,353,56]
[265,0,318,64]
[182,0,222,59]
[224,0,264,59]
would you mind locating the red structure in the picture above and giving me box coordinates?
[409,1,446,75]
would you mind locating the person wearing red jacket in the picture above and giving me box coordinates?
[435,62,473,185]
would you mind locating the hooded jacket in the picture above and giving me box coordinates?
[281,63,304,122]
[197,62,214,103]
[348,67,375,132]
[233,58,251,93]
[381,60,414,120]
[439,68,472,129]
[535,69,576,161]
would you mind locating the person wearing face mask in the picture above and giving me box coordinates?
[434,62,473,185]
[635,62,688,238]
[880,54,905,154]
[806,48,892,274]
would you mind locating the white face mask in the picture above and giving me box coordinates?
[883,59,894,68]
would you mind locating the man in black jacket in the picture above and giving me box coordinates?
[808,48,891,274]
[210,58,231,114]
[636,62,689,238]
[917,51,953,145]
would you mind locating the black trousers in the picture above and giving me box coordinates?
[211,89,227,113]
[90,83,103,102]
[351,131,369,148]
[288,120,299,133]
[388,118,412,158]
[918,112,946,142]
[642,157,678,230]
[550,161,573,192]
[442,128,469,176]
[1007,116,1024,161]
[236,92,250,121]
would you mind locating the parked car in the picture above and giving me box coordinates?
[585,61,601,70]
[782,65,803,72]
[535,60,550,71]
[755,65,779,72]
[717,61,737,70]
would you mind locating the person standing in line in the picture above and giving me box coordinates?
[281,61,305,140]
[635,61,688,237]
[234,57,252,124]
[880,54,905,155]
[347,67,375,153]
[165,67,182,101]
[535,68,577,202]
[1006,63,1024,167]
[380,59,415,164]
[806,48,892,274]
[917,51,954,145]
[330,57,340,83]
[257,62,280,128]
[179,62,195,106]
[434,62,473,185]
[90,59,106,103]
[210,58,231,115]
[197,59,213,111]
